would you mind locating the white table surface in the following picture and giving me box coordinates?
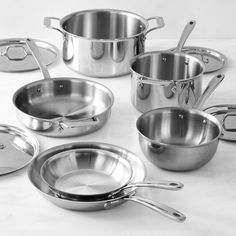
[1,38,236,236]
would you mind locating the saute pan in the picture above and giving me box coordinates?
[13,39,114,137]
[28,142,186,222]
[40,148,183,201]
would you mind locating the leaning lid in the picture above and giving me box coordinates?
[204,105,236,141]
[0,124,39,175]
[169,46,227,73]
[0,38,58,72]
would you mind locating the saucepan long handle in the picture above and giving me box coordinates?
[193,74,225,109]
[25,38,51,80]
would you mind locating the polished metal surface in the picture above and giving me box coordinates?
[175,20,196,52]
[204,104,236,141]
[130,51,224,113]
[28,142,186,222]
[41,148,183,201]
[136,107,222,171]
[44,9,164,77]
[41,148,132,200]
[0,38,58,72]
[0,124,39,175]
[169,46,227,73]
[13,39,114,137]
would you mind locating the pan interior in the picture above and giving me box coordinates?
[132,53,203,81]
[61,10,146,39]
[137,108,221,146]
[14,79,112,120]
[41,148,132,196]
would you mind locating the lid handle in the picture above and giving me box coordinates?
[25,38,51,79]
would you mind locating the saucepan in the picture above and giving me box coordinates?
[40,148,183,201]
[130,20,224,113]
[136,106,224,171]
[44,9,165,77]
[12,39,114,137]
[28,142,186,222]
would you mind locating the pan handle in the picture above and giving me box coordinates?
[44,17,64,35]
[145,17,165,35]
[106,196,186,222]
[222,112,236,132]
[109,181,184,198]
[54,117,99,131]
[193,74,224,109]
[25,38,51,79]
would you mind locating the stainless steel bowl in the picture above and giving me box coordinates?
[136,107,222,171]
[44,9,164,77]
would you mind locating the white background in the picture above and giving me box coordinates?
[1,1,236,236]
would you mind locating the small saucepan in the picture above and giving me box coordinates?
[130,20,224,113]
[12,39,114,137]
[136,107,223,171]
[40,148,183,201]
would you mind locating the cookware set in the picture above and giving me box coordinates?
[0,8,233,223]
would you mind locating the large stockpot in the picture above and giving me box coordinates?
[136,107,223,171]
[44,9,164,77]
[130,51,224,113]
[13,39,114,137]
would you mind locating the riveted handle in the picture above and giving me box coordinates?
[44,17,64,35]
[145,16,165,35]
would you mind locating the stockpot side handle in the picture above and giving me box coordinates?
[145,16,165,35]
[123,196,186,222]
[44,17,64,35]
[25,38,51,80]
[222,112,236,132]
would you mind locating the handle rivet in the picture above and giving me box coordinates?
[0,144,6,149]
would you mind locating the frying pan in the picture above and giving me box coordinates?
[28,142,186,222]
[12,38,114,137]
[40,148,183,201]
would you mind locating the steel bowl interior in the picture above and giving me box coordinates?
[61,9,148,40]
[40,148,132,200]
[27,142,146,210]
[131,52,204,82]
[13,77,114,120]
[137,107,222,147]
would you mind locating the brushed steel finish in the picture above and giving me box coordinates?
[41,148,183,201]
[130,51,224,113]
[136,107,222,171]
[13,39,114,137]
[175,20,196,52]
[28,142,186,222]
[40,148,132,200]
[44,9,164,77]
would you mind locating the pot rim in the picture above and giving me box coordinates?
[12,77,114,123]
[59,9,150,41]
[130,51,205,84]
[136,107,222,148]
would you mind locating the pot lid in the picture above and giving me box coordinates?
[0,38,58,72]
[168,46,227,73]
[204,105,236,141]
[0,124,39,175]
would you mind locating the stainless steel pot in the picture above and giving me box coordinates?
[28,142,186,222]
[44,9,164,77]
[13,39,114,137]
[130,51,224,113]
[136,107,223,171]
